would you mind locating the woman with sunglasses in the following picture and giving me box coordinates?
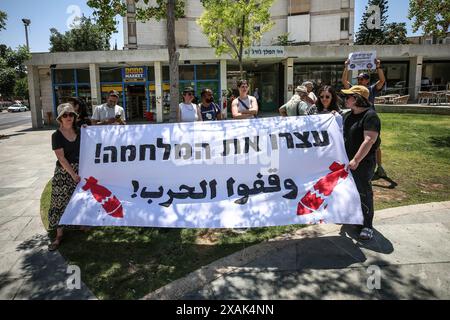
[341,86,381,241]
[177,86,202,122]
[48,103,81,251]
[231,79,258,119]
[316,86,343,114]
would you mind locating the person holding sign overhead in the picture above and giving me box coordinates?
[342,56,388,180]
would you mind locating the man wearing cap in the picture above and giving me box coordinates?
[342,58,387,180]
[91,90,126,125]
[279,85,310,116]
[341,85,381,241]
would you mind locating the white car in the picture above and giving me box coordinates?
[7,104,28,112]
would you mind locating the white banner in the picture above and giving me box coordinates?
[244,46,286,58]
[61,115,363,228]
[348,51,377,71]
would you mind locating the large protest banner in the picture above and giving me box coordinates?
[61,115,363,228]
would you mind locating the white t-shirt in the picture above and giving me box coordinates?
[179,103,200,122]
[92,104,125,122]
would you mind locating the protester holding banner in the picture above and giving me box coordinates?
[177,86,202,122]
[342,58,388,181]
[48,103,81,251]
[278,85,309,117]
[199,88,222,121]
[341,86,381,241]
[91,90,126,125]
[231,79,259,119]
[316,86,343,114]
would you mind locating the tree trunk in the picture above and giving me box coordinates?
[167,0,179,122]
[238,13,246,79]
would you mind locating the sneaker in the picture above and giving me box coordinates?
[375,165,388,179]
[359,227,374,241]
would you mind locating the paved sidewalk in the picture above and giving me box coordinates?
[144,201,450,300]
[0,124,95,299]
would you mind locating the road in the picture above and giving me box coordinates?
[0,111,31,131]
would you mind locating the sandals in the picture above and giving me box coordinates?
[48,237,62,251]
[359,227,374,241]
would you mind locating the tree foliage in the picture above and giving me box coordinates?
[0,45,31,99]
[0,10,7,31]
[198,0,274,77]
[408,0,450,38]
[87,0,185,122]
[355,0,389,45]
[49,16,110,52]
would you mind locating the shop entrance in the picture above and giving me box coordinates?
[125,84,147,121]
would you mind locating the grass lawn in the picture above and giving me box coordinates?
[40,113,450,299]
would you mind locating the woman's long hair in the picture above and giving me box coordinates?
[315,86,341,113]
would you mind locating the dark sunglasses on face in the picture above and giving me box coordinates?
[184,92,193,96]
[320,95,331,99]
[62,113,74,118]
[345,95,355,100]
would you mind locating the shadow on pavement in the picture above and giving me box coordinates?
[0,233,93,300]
[185,226,438,300]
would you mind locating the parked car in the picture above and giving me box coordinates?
[0,101,13,112]
[7,104,28,112]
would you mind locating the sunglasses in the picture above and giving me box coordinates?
[239,85,249,89]
[61,113,75,118]
[345,95,356,100]
[184,92,193,96]
[320,95,331,99]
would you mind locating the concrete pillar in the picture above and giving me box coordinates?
[89,64,102,106]
[408,55,423,101]
[284,57,294,102]
[154,61,163,123]
[220,59,228,119]
[27,66,43,129]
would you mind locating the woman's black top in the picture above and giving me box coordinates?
[51,129,81,167]
[343,109,381,163]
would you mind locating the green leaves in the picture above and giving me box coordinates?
[0,45,30,99]
[355,0,409,45]
[408,0,450,38]
[49,16,110,52]
[198,0,274,58]
[0,10,7,31]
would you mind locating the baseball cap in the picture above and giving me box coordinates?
[341,85,370,100]
[357,73,370,80]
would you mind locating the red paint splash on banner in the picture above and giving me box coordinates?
[297,162,348,215]
[82,176,124,218]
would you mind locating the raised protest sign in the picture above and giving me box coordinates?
[61,115,363,228]
[348,51,377,71]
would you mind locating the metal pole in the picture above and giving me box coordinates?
[24,25,29,51]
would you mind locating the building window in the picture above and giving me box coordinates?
[128,20,137,37]
[76,68,90,83]
[289,0,310,15]
[127,0,136,13]
[100,67,122,83]
[424,38,433,45]
[54,69,75,84]
[340,18,349,32]
[179,65,195,80]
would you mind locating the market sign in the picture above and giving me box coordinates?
[124,67,146,82]
[244,46,286,59]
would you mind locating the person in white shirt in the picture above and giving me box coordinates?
[177,86,202,122]
[91,90,126,125]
